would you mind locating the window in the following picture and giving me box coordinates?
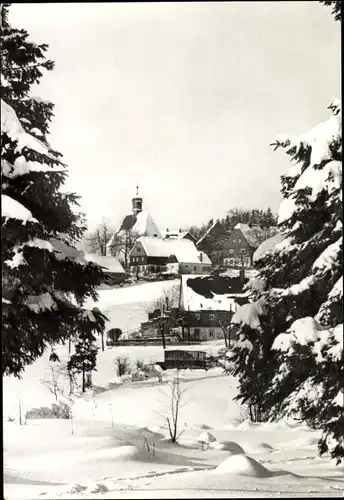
[194,328,200,340]
[240,248,245,253]
[229,249,234,254]
[209,329,214,339]
[238,239,242,243]
[209,314,215,320]
[228,258,234,265]
[195,313,200,320]
[193,266,197,271]
[233,239,236,243]
[141,256,145,263]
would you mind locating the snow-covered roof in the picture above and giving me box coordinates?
[106,210,162,250]
[161,229,195,240]
[85,254,125,274]
[180,275,248,312]
[253,232,285,263]
[132,211,162,238]
[134,237,211,264]
[196,219,222,246]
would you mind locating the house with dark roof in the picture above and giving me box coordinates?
[178,274,250,342]
[196,219,227,265]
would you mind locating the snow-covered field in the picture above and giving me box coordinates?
[3,281,344,499]
[4,366,344,499]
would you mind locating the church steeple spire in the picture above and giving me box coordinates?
[132,184,143,217]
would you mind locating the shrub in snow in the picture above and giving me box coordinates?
[1,5,108,377]
[114,356,131,377]
[26,401,71,419]
[229,99,342,462]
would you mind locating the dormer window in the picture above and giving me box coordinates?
[209,314,215,320]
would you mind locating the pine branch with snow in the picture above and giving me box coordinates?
[229,99,343,462]
[1,7,108,377]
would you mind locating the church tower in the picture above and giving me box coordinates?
[132,185,143,217]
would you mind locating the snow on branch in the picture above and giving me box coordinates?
[24,292,57,314]
[328,276,343,299]
[271,98,341,168]
[312,238,342,274]
[272,317,343,362]
[2,155,65,179]
[232,297,266,330]
[271,276,316,298]
[2,194,38,224]
[1,99,57,159]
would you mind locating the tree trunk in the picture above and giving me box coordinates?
[161,322,166,349]
[82,362,86,393]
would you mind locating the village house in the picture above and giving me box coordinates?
[178,274,250,342]
[222,223,266,269]
[129,236,212,275]
[161,228,197,243]
[196,219,227,265]
[85,254,126,285]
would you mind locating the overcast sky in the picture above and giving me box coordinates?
[10,2,341,232]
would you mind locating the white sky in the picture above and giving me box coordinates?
[10,2,341,232]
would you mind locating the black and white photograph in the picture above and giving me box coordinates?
[1,1,342,498]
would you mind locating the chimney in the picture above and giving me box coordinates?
[179,228,182,233]
[199,252,203,262]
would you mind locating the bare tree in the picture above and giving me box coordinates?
[164,371,188,443]
[85,218,116,256]
[146,285,180,349]
[42,362,65,401]
[219,313,232,349]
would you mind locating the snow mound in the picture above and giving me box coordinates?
[197,431,216,444]
[209,440,245,454]
[214,454,273,477]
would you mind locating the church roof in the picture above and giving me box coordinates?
[132,210,162,238]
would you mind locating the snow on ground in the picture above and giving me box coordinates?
[86,279,180,334]
[4,364,344,499]
[4,280,344,499]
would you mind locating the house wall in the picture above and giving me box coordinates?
[222,228,254,268]
[179,263,212,275]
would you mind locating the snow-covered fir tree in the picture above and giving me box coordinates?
[229,99,343,463]
[1,5,108,377]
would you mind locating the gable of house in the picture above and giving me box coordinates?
[223,228,252,251]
